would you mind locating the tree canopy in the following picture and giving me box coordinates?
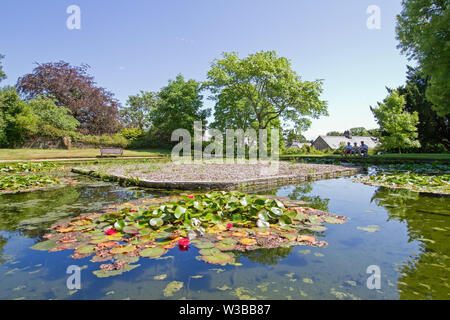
[150,74,210,144]
[396,0,449,116]
[371,90,420,152]
[391,66,449,151]
[0,54,6,83]
[121,90,157,129]
[205,51,328,132]
[16,61,122,135]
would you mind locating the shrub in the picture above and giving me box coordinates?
[27,95,79,132]
[119,127,145,142]
[0,89,39,147]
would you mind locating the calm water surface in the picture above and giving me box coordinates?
[0,175,448,300]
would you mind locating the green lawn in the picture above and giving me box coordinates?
[0,148,171,161]
[281,153,450,161]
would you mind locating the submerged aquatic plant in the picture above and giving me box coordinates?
[31,191,347,278]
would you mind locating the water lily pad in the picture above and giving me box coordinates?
[215,242,237,251]
[199,248,221,256]
[357,225,381,233]
[76,245,96,254]
[297,235,316,243]
[220,238,237,245]
[109,245,137,254]
[323,216,346,224]
[139,246,167,258]
[30,240,59,251]
[122,226,139,234]
[201,252,233,265]
[93,264,140,278]
[239,238,257,246]
[193,241,215,249]
[303,278,314,284]
[306,225,327,232]
[163,281,184,297]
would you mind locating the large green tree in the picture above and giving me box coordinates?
[371,90,420,153]
[205,51,328,132]
[396,0,449,116]
[391,66,449,151]
[150,74,210,143]
[121,90,157,129]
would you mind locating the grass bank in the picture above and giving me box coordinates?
[281,153,450,164]
[0,148,171,161]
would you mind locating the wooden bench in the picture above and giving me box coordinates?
[99,147,123,158]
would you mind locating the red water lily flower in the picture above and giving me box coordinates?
[178,238,190,247]
[226,223,233,230]
[104,228,118,235]
[130,209,137,212]
[187,194,194,199]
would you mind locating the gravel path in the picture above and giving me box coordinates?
[81,161,357,183]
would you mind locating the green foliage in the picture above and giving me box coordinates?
[396,0,450,116]
[282,144,323,155]
[392,66,449,152]
[326,131,342,136]
[371,91,420,152]
[27,95,79,131]
[119,127,144,142]
[150,74,210,144]
[0,54,6,83]
[76,134,129,148]
[0,162,59,173]
[121,91,157,129]
[348,127,369,136]
[357,172,449,195]
[205,51,327,132]
[0,174,60,191]
[0,89,39,147]
[284,128,308,145]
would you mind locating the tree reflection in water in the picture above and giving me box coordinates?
[371,187,450,300]
[233,247,294,266]
[0,183,157,262]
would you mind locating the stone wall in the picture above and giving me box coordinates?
[20,137,94,149]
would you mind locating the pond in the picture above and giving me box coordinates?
[0,174,449,300]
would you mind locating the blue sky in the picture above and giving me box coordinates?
[0,0,411,140]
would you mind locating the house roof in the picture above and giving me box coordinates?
[315,135,379,149]
[286,141,311,148]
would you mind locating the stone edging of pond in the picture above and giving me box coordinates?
[71,166,362,191]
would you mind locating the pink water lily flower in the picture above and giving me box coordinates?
[226,223,233,230]
[105,228,118,235]
[187,194,194,199]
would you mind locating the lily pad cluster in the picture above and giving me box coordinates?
[31,191,347,277]
[356,172,450,195]
[0,174,61,192]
